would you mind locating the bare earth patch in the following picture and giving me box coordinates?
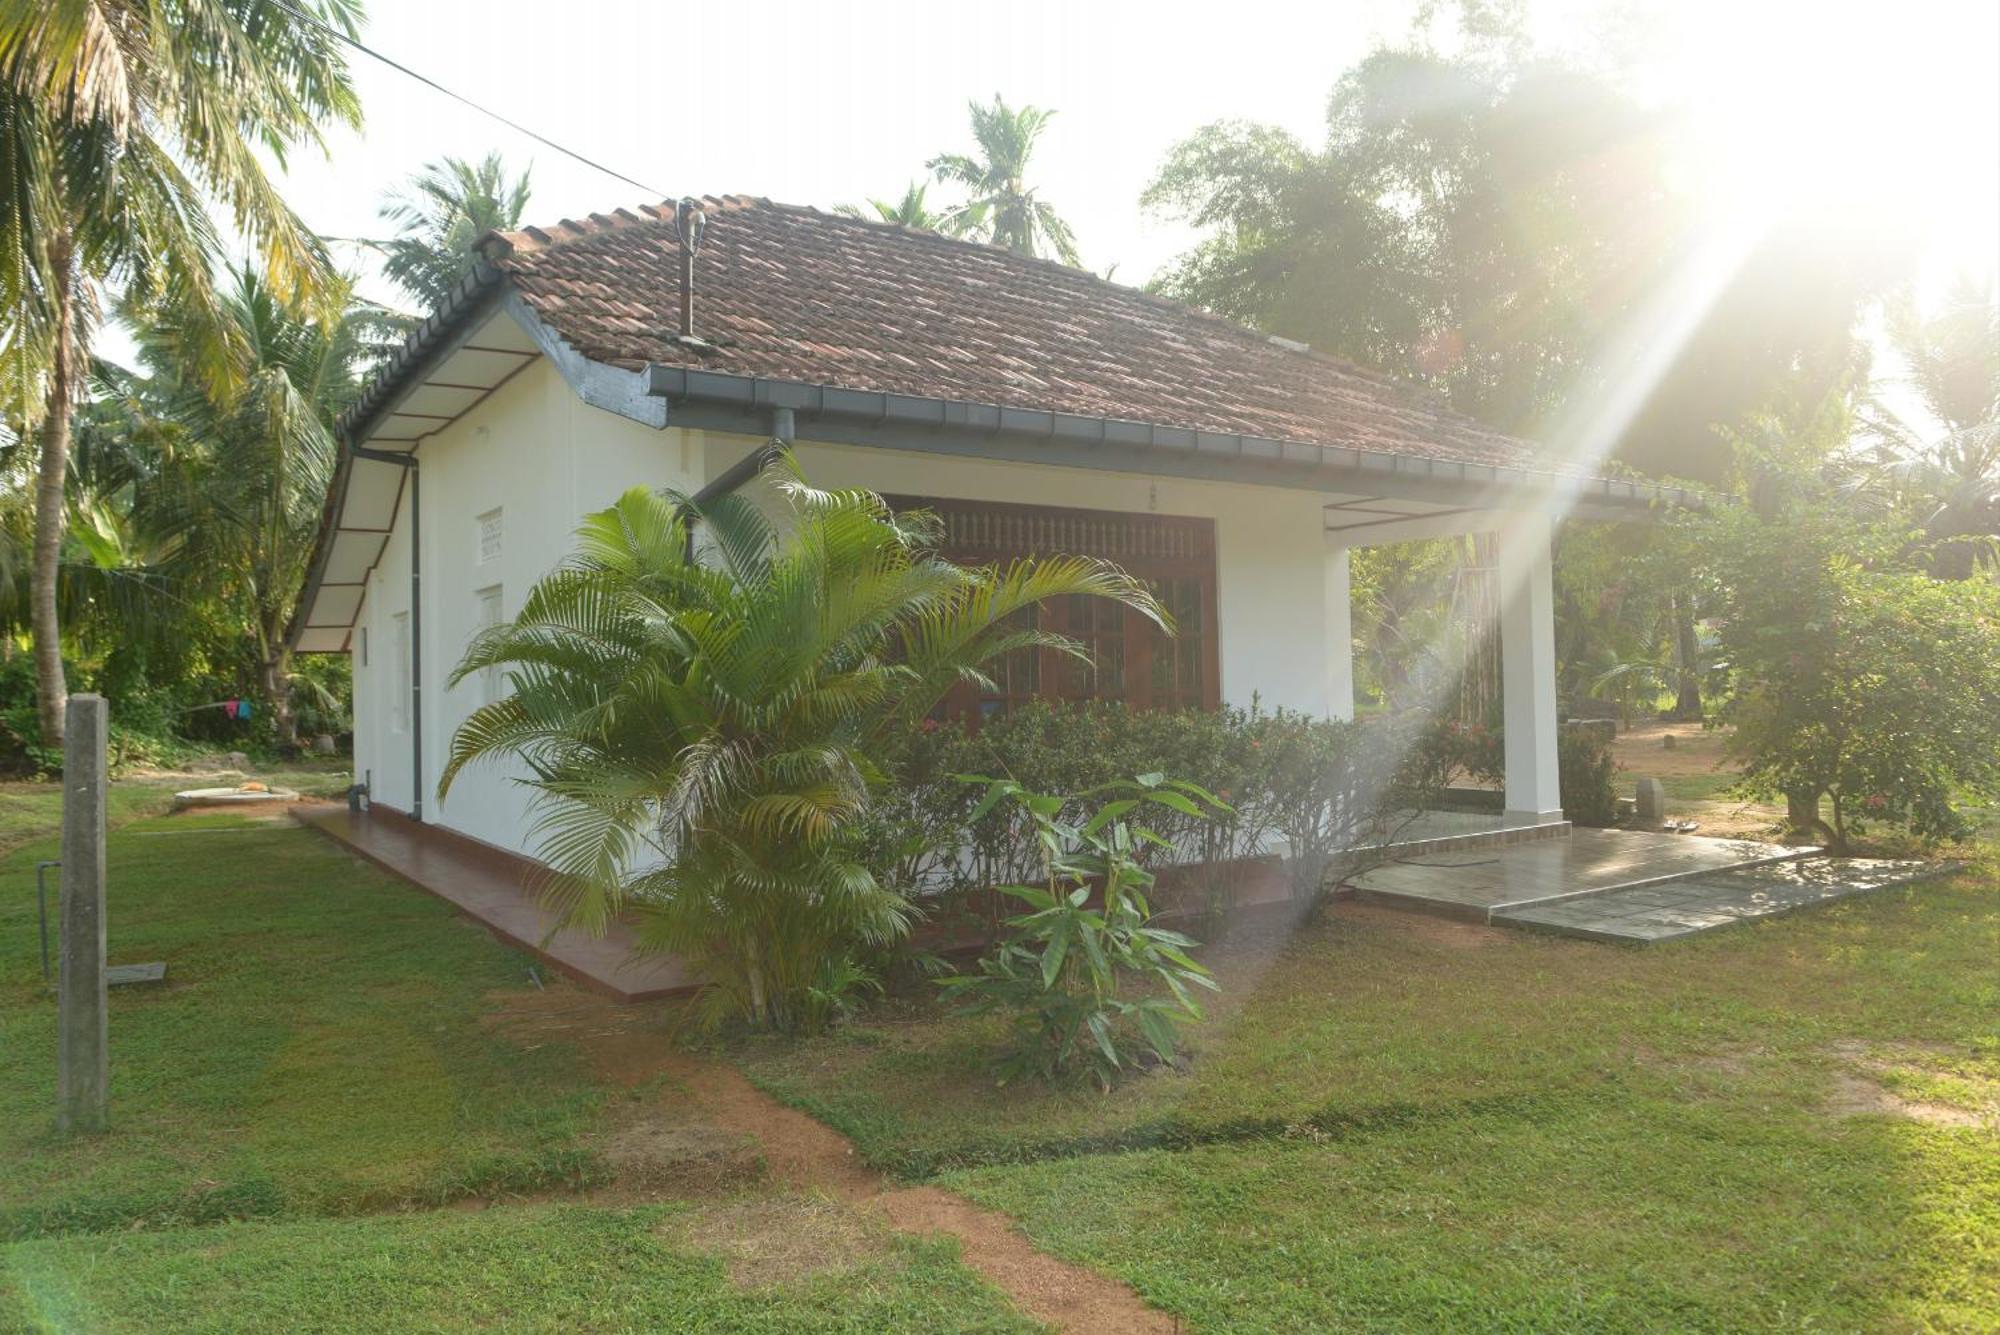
[658,1195,894,1290]
[1824,1040,1998,1129]
[486,982,1174,1331]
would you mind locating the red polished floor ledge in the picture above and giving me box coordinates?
[293,803,698,1002]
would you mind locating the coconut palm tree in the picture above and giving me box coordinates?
[928,95,1081,265]
[834,180,956,232]
[441,459,1165,1030]
[0,0,361,745]
[1859,280,2000,580]
[377,152,533,311]
[129,267,384,746]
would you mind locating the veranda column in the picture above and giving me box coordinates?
[1497,512,1563,822]
[1325,540,1355,720]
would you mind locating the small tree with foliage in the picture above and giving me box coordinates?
[1704,501,2000,849]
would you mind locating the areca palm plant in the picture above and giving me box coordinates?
[0,0,361,744]
[441,460,1165,1031]
[928,95,1081,265]
[833,180,958,233]
[377,152,533,311]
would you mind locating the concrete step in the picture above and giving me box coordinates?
[1492,856,1947,943]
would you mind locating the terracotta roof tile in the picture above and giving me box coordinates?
[483,195,1548,471]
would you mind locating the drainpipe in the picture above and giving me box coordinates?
[682,407,794,559]
[350,443,424,822]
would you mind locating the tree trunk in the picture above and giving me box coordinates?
[31,234,78,749]
[1786,787,1836,848]
[261,646,297,748]
[1671,595,1702,722]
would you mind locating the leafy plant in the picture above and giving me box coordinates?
[1704,495,2000,849]
[439,456,1164,1031]
[940,773,1224,1089]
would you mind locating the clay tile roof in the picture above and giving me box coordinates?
[481,195,1548,471]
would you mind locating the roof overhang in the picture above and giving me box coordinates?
[643,365,1702,524]
[291,269,676,654]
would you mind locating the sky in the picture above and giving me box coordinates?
[145,0,2000,409]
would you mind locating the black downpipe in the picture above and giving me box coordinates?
[682,407,794,561]
[350,443,424,822]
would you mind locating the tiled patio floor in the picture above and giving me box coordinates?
[1494,857,1943,943]
[1349,828,1819,922]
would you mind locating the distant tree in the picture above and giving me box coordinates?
[379,153,534,311]
[0,0,361,746]
[835,181,952,232]
[929,95,1081,265]
[1144,46,1909,481]
[1856,280,2000,579]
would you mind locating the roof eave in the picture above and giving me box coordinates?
[285,269,512,655]
[642,364,1703,520]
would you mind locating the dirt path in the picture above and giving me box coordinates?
[487,988,1177,1333]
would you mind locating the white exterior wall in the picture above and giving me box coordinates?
[349,355,700,852]
[350,360,1354,860]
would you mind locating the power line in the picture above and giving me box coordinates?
[262,0,668,200]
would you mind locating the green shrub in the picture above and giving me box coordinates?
[1420,711,1620,828]
[940,774,1224,1088]
[1709,507,2000,848]
[1558,724,1620,827]
[871,700,1451,913]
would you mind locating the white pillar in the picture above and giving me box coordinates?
[1324,541,1355,720]
[1498,513,1563,822]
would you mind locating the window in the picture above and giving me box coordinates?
[885,496,1220,721]
[475,585,504,704]
[476,508,503,565]
[391,612,411,733]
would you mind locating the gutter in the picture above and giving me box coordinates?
[642,366,1704,520]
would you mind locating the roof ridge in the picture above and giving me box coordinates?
[481,193,1477,414]
[480,201,678,260]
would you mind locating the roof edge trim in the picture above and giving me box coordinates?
[643,364,1705,517]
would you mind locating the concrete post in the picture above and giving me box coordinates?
[56,693,108,1135]
[1324,540,1355,720]
[1498,515,1564,823]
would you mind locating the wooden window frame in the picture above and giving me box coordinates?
[885,494,1222,720]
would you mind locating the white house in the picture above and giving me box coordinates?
[290,196,1692,863]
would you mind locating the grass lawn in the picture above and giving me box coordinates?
[740,866,2000,1329]
[0,808,606,1238]
[0,759,353,855]
[4,1204,1032,1334]
[4,780,1994,1331]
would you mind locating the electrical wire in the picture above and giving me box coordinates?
[261,0,669,200]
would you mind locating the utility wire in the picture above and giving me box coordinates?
[262,0,669,200]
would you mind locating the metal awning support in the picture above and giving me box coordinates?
[349,443,424,823]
